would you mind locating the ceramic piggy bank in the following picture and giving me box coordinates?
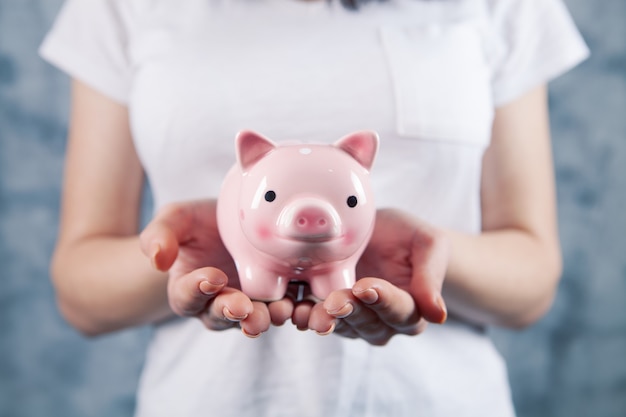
[217,130,379,301]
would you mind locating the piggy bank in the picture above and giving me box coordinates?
[216,130,379,301]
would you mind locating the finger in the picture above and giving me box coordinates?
[307,302,336,335]
[408,227,449,324]
[324,289,387,338]
[352,277,422,334]
[240,301,271,338]
[333,300,392,345]
[140,204,193,271]
[322,288,358,320]
[318,290,361,338]
[139,201,215,271]
[200,288,254,331]
[316,291,366,339]
[292,300,315,330]
[139,220,180,271]
[168,267,228,316]
[325,285,425,345]
[267,298,294,326]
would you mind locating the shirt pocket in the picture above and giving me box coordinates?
[380,23,494,147]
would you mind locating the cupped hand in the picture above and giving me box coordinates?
[307,208,449,345]
[140,203,448,342]
[139,199,272,337]
[307,278,428,345]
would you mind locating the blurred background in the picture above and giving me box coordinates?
[0,1,624,416]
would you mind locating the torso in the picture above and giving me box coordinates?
[127,1,513,416]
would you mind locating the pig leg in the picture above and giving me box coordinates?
[308,264,356,300]
[237,264,290,302]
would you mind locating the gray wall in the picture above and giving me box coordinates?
[0,1,624,416]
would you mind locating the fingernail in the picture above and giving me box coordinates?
[354,287,379,304]
[241,328,262,338]
[199,280,222,296]
[223,307,248,322]
[327,303,353,319]
[149,242,161,269]
[436,295,448,324]
[315,322,336,336]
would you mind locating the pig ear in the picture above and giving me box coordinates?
[235,130,277,172]
[334,131,379,171]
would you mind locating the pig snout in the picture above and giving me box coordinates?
[277,199,341,241]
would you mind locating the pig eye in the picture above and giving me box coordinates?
[265,190,276,202]
[347,195,358,208]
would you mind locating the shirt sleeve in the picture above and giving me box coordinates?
[39,0,134,104]
[489,0,590,107]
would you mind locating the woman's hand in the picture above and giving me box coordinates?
[307,208,449,345]
[139,199,274,337]
[140,203,448,343]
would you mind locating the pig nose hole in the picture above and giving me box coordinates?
[296,217,326,229]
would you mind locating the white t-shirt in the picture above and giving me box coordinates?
[41,0,588,416]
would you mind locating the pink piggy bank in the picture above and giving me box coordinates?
[217,130,379,301]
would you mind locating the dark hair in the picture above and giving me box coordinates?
[339,0,387,10]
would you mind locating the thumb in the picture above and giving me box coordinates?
[139,203,198,271]
[140,223,180,271]
[168,267,228,316]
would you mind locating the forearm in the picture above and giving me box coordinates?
[441,85,563,328]
[442,228,562,328]
[51,235,172,336]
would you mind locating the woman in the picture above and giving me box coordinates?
[41,0,588,415]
